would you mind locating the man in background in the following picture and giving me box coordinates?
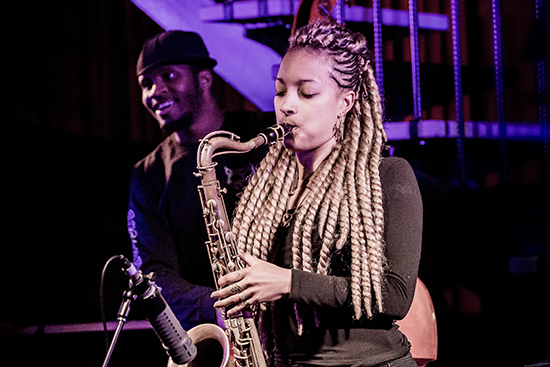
[127,30,271,330]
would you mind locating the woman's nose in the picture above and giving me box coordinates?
[279,107,293,116]
[279,96,296,116]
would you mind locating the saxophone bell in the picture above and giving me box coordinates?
[168,324,233,367]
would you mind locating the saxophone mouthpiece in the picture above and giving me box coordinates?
[280,123,293,136]
[258,124,293,146]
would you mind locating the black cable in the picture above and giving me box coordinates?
[100,255,125,354]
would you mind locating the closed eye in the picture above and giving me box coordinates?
[301,93,317,98]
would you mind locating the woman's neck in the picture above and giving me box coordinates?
[287,165,314,210]
[287,141,334,210]
[295,138,335,174]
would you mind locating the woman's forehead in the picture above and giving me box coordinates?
[279,49,334,79]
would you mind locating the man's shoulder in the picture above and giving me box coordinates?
[133,134,189,172]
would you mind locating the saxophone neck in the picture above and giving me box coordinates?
[196,124,292,171]
[197,132,255,172]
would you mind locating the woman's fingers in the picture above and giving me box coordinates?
[210,253,291,314]
[212,288,256,317]
[217,270,243,289]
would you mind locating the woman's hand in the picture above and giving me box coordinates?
[211,252,291,317]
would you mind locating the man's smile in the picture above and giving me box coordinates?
[155,100,175,115]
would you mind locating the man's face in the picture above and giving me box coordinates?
[138,64,202,134]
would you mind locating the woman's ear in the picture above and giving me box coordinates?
[339,90,356,116]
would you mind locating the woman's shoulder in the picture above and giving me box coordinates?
[379,156,417,185]
[380,156,413,173]
[379,157,422,214]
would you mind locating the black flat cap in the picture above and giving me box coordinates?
[136,30,217,76]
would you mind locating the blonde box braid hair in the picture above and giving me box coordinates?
[232,20,387,320]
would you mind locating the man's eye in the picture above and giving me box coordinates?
[163,72,176,81]
[140,78,153,90]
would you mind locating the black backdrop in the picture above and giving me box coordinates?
[3,1,549,367]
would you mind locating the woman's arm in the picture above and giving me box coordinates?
[212,157,422,320]
[378,157,423,319]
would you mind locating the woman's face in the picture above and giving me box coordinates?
[274,48,354,164]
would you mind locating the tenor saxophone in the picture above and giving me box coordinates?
[194,124,290,367]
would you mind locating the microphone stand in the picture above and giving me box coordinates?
[100,256,197,367]
[101,287,134,367]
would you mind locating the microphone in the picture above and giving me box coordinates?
[119,255,197,365]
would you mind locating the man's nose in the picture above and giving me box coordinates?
[150,79,168,97]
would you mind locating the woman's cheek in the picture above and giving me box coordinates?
[282,135,296,150]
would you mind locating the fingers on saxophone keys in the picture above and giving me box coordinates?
[230,283,243,295]
[212,289,245,308]
[226,298,253,317]
[241,299,251,309]
[217,271,242,288]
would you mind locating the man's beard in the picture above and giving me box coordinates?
[161,111,194,137]
[161,88,203,137]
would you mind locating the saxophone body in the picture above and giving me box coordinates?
[194,124,290,367]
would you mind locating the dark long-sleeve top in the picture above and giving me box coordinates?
[127,112,271,330]
[266,156,423,367]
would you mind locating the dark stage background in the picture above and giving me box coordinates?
[3,1,549,367]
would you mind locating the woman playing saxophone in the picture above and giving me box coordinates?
[211,20,423,367]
